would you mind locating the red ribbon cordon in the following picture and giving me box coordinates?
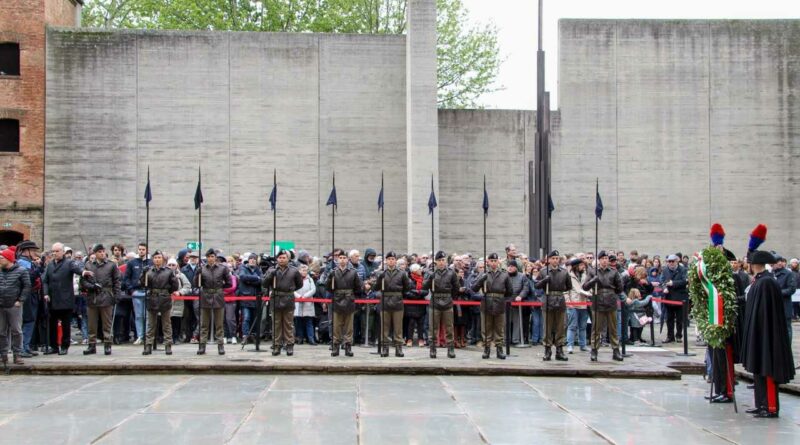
[170,295,604,308]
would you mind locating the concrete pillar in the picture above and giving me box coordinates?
[406,0,439,254]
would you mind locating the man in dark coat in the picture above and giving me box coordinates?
[661,254,689,343]
[140,251,180,355]
[535,250,573,361]
[325,248,363,357]
[375,251,413,357]
[471,253,513,360]
[237,254,263,345]
[81,245,121,356]
[262,249,303,356]
[16,240,42,358]
[584,250,624,362]
[422,251,461,359]
[42,242,85,355]
[192,249,231,356]
[772,255,797,343]
[741,250,795,418]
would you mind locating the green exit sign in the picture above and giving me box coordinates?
[186,242,203,250]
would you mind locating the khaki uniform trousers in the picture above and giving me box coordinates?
[591,310,619,350]
[481,310,506,348]
[273,308,295,346]
[543,307,567,347]
[381,309,404,345]
[87,305,113,345]
[200,307,224,345]
[333,311,355,345]
[146,310,172,346]
[429,308,454,346]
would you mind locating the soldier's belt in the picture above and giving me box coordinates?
[383,292,402,297]
[485,293,505,298]
[204,288,222,293]
[546,292,565,296]
[151,290,170,296]
[335,290,354,297]
[273,291,294,297]
[433,292,451,297]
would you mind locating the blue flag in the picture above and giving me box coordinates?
[378,186,384,210]
[269,184,277,211]
[428,177,437,215]
[194,169,203,210]
[548,194,555,218]
[482,183,489,215]
[144,168,152,205]
[595,188,603,220]
[326,186,337,208]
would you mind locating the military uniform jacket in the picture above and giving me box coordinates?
[583,266,623,311]
[535,267,572,310]
[422,268,460,310]
[263,265,303,311]
[376,267,413,312]
[140,266,180,312]
[192,263,231,309]
[325,266,363,314]
[471,268,513,315]
[82,260,121,308]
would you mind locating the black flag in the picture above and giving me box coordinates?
[269,184,277,211]
[378,184,384,211]
[428,176,437,215]
[595,181,603,220]
[194,168,203,210]
[548,194,555,218]
[326,184,337,208]
[144,167,152,205]
[482,180,489,215]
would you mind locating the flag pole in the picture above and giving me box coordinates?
[332,172,336,254]
[144,166,150,353]
[483,175,487,263]
[197,167,204,345]
[379,171,384,355]
[593,178,599,355]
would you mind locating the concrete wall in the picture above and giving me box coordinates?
[555,19,800,257]
[46,29,406,256]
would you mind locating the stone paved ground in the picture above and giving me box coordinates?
[0,374,797,445]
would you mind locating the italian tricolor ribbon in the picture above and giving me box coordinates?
[695,253,723,325]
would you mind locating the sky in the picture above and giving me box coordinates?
[461,0,800,110]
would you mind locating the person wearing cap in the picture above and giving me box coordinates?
[325,248,363,357]
[566,258,592,354]
[375,251,414,357]
[237,254,263,345]
[81,244,121,356]
[15,240,43,358]
[422,251,461,359]
[262,249,303,356]
[192,249,232,355]
[661,253,688,343]
[0,248,31,366]
[771,254,797,343]
[139,251,180,355]
[41,242,85,355]
[741,250,795,418]
[534,250,573,361]
[583,250,624,362]
[471,253,513,359]
[181,251,201,343]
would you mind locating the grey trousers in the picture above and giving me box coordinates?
[0,306,23,355]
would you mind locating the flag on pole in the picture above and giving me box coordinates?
[326,184,337,209]
[482,181,489,215]
[548,194,555,218]
[144,167,152,205]
[428,176,437,215]
[378,184,384,211]
[269,184,277,211]
[595,182,603,220]
[194,168,203,210]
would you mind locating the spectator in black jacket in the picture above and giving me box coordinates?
[0,248,31,366]
[773,255,797,342]
[661,254,688,343]
[42,242,85,355]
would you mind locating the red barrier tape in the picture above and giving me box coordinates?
[171,295,601,308]
[651,297,685,307]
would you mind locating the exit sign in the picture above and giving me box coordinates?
[186,242,203,250]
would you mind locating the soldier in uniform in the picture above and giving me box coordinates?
[375,251,413,357]
[422,251,461,359]
[470,253,512,360]
[325,248,362,357]
[262,249,303,356]
[81,244,121,356]
[583,250,624,362]
[140,251,180,356]
[534,250,572,361]
[192,249,231,356]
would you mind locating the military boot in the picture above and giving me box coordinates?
[142,345,152,356]
[590,348,598,362]
[286,344,294,356]
[429,345,437,359]
[83,344,97,355]
[165,344,172,355]
[447,345,456,359]
[556,347,568,361]
[197,343,206,355]
[381,346,389,357]
[482,346,491,359]
[344,343,353,357]
[612,348,623,361]
[59,346,69,355]
[331,343,340,357]
[272,345,281,356]
[218,344,225,355]
[496,346,506,360]
[13,354,24,365]
[543,346,552,361]
[395,345,404,357]
[104,343,112,355]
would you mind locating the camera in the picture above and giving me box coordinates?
[259,253,277,273]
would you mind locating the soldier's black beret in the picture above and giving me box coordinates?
[385,251,396,259]
[205,248,216,257]
[597,250,608,258]
[276,249,289,258]
[434,251,447,260]
[487,253,499,260]
[548,250,560,258]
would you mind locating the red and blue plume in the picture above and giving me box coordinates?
[709,223,725,246]
[748,224,767,252]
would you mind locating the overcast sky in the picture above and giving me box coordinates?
[461,0,800,110]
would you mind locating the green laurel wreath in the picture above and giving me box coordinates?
[688,247,738,349]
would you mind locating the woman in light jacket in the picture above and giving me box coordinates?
[168,257,191,344]
[294,264,317,345]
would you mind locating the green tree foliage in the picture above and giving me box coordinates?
[81,0,501,108]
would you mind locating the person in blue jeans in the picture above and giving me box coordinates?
[123,243,152,345]
[527,264,543,345]
[236,254,263,344]
[566,258,591,353]
[294,265,317,345]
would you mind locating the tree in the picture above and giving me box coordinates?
[81,0,501,108]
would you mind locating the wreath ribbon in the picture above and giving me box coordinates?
[695,253,723,326]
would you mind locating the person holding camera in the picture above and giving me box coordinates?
[81,244,121,356]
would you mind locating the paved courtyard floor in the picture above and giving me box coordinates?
[0,374,797,445]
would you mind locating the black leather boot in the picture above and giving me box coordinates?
[612,348,623,361]
[429,345,437,359]
[83,344,97,355]
[142,345,152,356]
[496,346,506,360]
[344,343,353,357]
[482,346,491,359]
[447,345,456,359]
[543,346,552,361]
[165,344,172,355]
[331,343,340,357]
[381,346,389,357]
[395,345,404,357]
[103,343,112,355]
[556,347,568,361]
[58,346,68,356]
[590,348,598,362]
[218,343,225,355]
[272,345,281,356]
[286,344,294,356]
[197,343,206,355]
